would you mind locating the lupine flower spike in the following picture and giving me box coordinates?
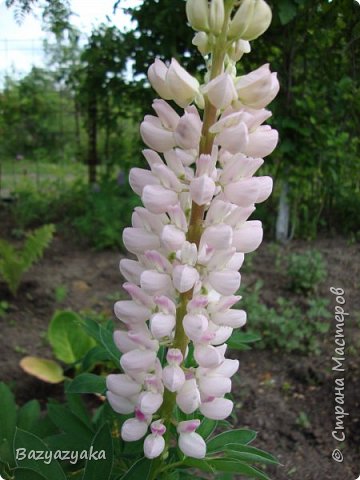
[107,0,279,461]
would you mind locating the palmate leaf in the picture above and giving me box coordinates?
[0,224,55,295]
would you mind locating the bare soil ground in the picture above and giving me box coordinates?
[0,223,359,480]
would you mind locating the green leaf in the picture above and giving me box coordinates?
[278,0,297,25]
[13,467,47,480]
[197,418,218,440]
[207,459,270,479]
[181,458,213,473]
[48,311,95,364]
[99,324,121,364]
[19,357,65,384]
[81,346,112,371]
[82,423,113,480]
[227,331,261,350]
[66,373,106,395]
[225,444,279,465]
[0,382,17,464]
[17,400,41,432]
[120,457,153,479]
[14,428,67,480]
[207,429,257,453]
[47,404,94,442]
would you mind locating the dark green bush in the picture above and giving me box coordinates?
[286,250,327,294]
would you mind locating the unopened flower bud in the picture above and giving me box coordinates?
[209,0,225,35]
[166,59,200,108]
[186,0,209,32]
[242,0,272,41]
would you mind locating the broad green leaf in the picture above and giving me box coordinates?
[0,383,17,465]
[81,346,112,371]
[47,404,94,442]
[14,428,67,480]
[207,429,257,453]
[207,459,270,479]
[48,311,95,364]
[19,357,65,384]
[65,391,91,425]
[13,467,47,480]
[227,331,261,350]
[197,418,218,440]
[120,457,153,479]
[99,325,120,364]
[66,373,106,395]
[17,400,41,432]
[82,423,113,480]
[225,444,279,465]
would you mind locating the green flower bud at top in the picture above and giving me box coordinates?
[241,0,272,41]
[186,0,209,32]
[209,0,225,35]
[228,0,255,40]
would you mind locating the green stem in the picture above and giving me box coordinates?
[149,5,235,480]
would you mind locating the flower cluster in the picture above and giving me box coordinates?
[106,0,279,460]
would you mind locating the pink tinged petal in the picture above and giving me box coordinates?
[200,397,234,420]
[245,108,272,131]
[215,122,249,155]
[119,259,144,285]
[120,349,157,375]
[190,175,216,206]
[210,295,242,312]
[225,205,256,228]
[129,168,159,195]
[176,379,201,414]
[178,432,206,459]
[161,225,186,251]
[213,359,239,378]
[208,269,241,296]
[107,391,135,415]
[123,283,154,309]
[233,220,263,253]
[140,117,176,152]
[150,312,176,339]
[226,252,245,270]
[198,375,232,397]
[220,155,264,184]
[137,391,163,415]
[144,250,172,273]
[174,110,202,150]
[134,207,168,234]
[196,153,216,177]
[166,58,200,108]
[128,330,159,351]
[244,126,278,158]
[162,364,186,392]
[172,265,199,293]
[154,295,177,315]
[194,344,225,368]
[175,147,196,167]
[142,185,178,214]
[164,150,186,177]
[152,99,180,130]
[201,224,233,250]
[205,200,234,225]
[123,227,160,255]
[180,242,198,266]
[142,149,164,168]
[152,164,182,192]
[183,314,209,342]
[144,434,165,459]
[177,419,201,434]
[167,348,184,364]
[114,300,150,325]
[212,309,247,328]
[209,325,234,345]
[236,65,279,109]
[106,374,142,398]
[224,178,259,207]
[187,295,208,312]
[113,330,139,354]
[148,58,172,99]
[141,270,172,296]
[121,418,149,442]
[202,73,238,110]
[255,176,273,203]
[151,420,166,436]
[168,204,188,231]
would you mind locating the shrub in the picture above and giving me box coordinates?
[286,249,327,294]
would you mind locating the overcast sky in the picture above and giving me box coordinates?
[0,0,141,81]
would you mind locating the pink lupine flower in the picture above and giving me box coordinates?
[107,0,279,463]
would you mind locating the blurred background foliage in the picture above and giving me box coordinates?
[1,0,359,248]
